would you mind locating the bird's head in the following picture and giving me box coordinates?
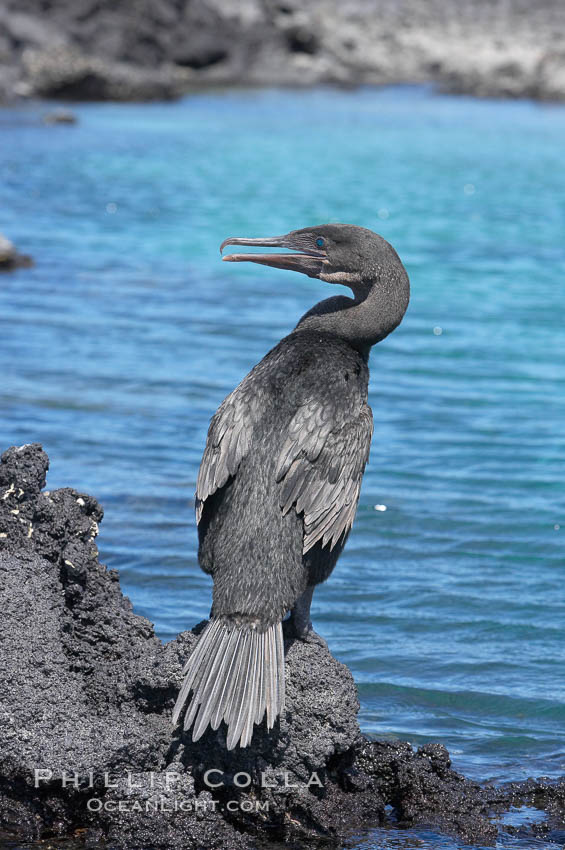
[220,223,408,302]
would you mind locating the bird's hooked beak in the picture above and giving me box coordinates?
[220,233,327,278]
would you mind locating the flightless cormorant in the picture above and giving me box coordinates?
[173,223,410,749]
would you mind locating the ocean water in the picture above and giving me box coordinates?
[0,86,564,849]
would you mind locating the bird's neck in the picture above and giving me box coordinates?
[296,275,409,357]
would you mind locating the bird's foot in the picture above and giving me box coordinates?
[283,617,327,648]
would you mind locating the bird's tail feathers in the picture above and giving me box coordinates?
[172,617,285,750]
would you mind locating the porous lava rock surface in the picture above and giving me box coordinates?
[0,443,563,849]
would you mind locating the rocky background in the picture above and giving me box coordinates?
[1,443,564,849]
[1,0,565,102]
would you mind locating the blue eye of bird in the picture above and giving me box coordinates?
[316,237,325,248]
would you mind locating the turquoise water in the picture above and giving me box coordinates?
[1,87,564,848]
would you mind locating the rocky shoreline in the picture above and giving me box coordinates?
[0,442,564,849]
[1,1,565,103]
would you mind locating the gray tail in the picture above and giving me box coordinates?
[172,618,285,750]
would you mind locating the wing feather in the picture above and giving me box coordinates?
[195,369,263,523]
[276,401,373,553]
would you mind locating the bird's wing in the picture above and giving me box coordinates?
[195,373,261,523]
[276,400,373,553]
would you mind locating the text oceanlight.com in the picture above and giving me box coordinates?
[86,797,269,813]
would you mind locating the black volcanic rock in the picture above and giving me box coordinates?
[0,234,33,271]
[1,1,565,101]
[0,443,564,849]
[0,445,173,841]
[42,108,78,123]
[21,45,186,101]
[96,772,254,850]
[0,444,375,847]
